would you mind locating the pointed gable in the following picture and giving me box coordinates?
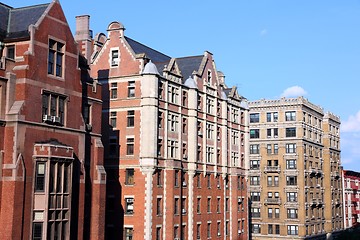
[176,55,203,83]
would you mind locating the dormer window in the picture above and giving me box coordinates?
[6,45,15,60]
[111,50,119,66]
[207,70,212,82]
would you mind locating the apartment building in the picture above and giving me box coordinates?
[248,97,343,239]
[343,170,360,228]
[0,1,105,239]
[76,17,249,240]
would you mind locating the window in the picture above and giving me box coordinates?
[268,224,273,234]
[32,221,43,240]
[287,225,298,235]
[110,82,117,99]
[182,91,187,107]
[125,169,134,185]
[252,224,261,234]
[267,176,273,186]
[207,197,211,213]
[286,128,296,137]
[225,198,229,212]
[197,224,201,239]
[156,227,161,240]
[110,112,117,128]
[267,144,272,154]
[35,162,46,192]
[156,170,162,186]
[217,222,221,236]
[126,138,134,155]
[286,176,297,185]
[168,140,178,158]
[250,176,260,185]
[275,225,280,234]
[250,160,260,169]
[174,198,179,214]
[287,208,298,219]
[127,110,135,127]
[125,228,133,240]
[206,123,214,139]
[217,198,221,213]
[168,114,179,132]
[250,129,260,139]
[168,85,179,104]
[286,143,296,153]
[274,176,279,186]
[157,139,162,156]
[268,208,273,218]
[42,92,66,125]
[251,208,261,218]
[47,161,72,239]
[285,111,296,121]
[206,97,214,114]
[273,208,279,219]
[250,113,260,123]
[250,192,261,202]
[125,198,134,214]
[250,144,260,154]
[111,49,119,66]
[128,81,135,98]
[182,118,187,134]
[158,111,163,128]
[274,144,278,154]
[207,223,211,238]
[156,198,162,215]
[181,198,186,214]
[287,192,298,202]
[6,45,15,59]
[174,170,179,187]
[286,159,297,169]
[196,198,201,214]
[48,39,64,77]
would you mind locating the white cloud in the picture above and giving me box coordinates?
[260,29,268,36]
[280,86,307,98]
[342,110,360,132]
[341,132,360,171]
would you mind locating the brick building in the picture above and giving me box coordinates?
[76,17,249,240]
[0,1,105,239]
[248,97,343,239]
[343,170,360,228]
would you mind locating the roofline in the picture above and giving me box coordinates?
[125,36,171,60]
[10,3,51,11]
[175,55,204,60]
[0,2,13,9]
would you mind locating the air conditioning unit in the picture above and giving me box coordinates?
[126,198,134,203]
[51,116,56,122]
[111,59,119,66]
[238,230,241,234]
[198,131,203,136]
[174,238,180,240]
[182,209,186,214]
[183,154,187,159]
[43,114,51,122]
[182,181,187,187]
[53,116,61,123]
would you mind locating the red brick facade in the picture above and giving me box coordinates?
[0,1,105,239]
[343,170,360,228]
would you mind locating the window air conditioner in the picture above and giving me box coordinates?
[43,114,51,122]
[182,209,186,214]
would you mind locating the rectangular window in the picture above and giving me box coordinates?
[251,208,261,218]
[48,39,64,77]
[217,198,221,213]
[197,197,201,214]
[110,112,117,128]
[111,50,119,66]
[250,144,260,154]
[125,228,133,240]
[252,224,261,234]
[35,162,46,192]
[275,208,280,218]
[267,112,271,122]
[275,225,280,234]
[225,198,229,212]
[274,144,278,154]
[287,225,298,235]
[125,168,134,185]
[267,144,272,154]
[287,208,298,219]
[128,81,135,98]
[207,197,211,213]
[32,222,43,240]
[197,224,201,239]
[156,198,162,215]
[286,143,296,153]
[268,224,273,234]
[285,111,296,121]
[250,113,260,123]
[6,45,15,59]
[286,127,296,137]
[267,176,273,186]
[250,176,260,185]
[217,222,221,236]
[168,85,179,104]
[42,92,66,125]
[286,159,297,169]
[250,192,261,202]
[125,198,134,214]
[127,110,135,127]
[168,140,178,158]
[168,114,179,132]
[207,223,211,238]
[126,138,134,155]
[110,82,117,99]
[250,160,260,169]
[286,176,297,186]
[156,227,161,240]
[287,192,298,202]
[250,129,260,139]
[174,198,179,214]
[268,208,273,218]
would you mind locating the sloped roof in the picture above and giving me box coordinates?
[125,36,171,63]
[175,55,203,83]
[0,2,50,41]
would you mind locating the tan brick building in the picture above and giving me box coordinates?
[248,97,343,239]
[0,1,106,239]
[78,17,249,240]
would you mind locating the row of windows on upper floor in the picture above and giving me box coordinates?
[108,135,244,166]
[109,80,245,123]
[250,127,323,141]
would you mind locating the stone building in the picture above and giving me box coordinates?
[0,1,105,239]
[248,97,343,239]
[76,16,249,240]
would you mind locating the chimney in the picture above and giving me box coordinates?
[75,15,92,61]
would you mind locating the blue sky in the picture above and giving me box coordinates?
[8,0,360,171]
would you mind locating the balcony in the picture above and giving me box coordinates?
[265,198,281,205]
[264,165,281,173]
